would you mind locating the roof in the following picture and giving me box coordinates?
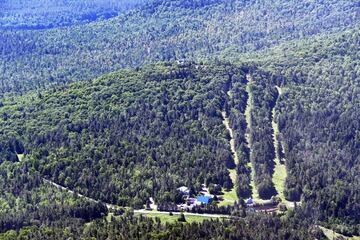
[177,186,188,191]
[246,198,254,205]
[196,195,212,204]
[177,186,190,193]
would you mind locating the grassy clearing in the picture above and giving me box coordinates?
[228,168,236,183]
[106,213,114,222]
[219,189,238,206]
[219,170,238,206]
[134,212,215,224]
[271,87,292,206]
[247,162,267,204]
[221,109,239,206]
[271,106,287,201]
[319,226,360,240]
[17,154,25,162]
[247,162,257,198]
[272,162,287,199]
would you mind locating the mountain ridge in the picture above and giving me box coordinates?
[0,0,358,95]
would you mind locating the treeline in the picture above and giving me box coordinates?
[0,162,108,234]
[0,62,239,208]
[0,211,324,240]
[0,0,358,95]
[0,0,146,30]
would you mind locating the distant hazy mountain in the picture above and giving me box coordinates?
[0,0,148,30]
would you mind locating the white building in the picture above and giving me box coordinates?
[177,186,190,195]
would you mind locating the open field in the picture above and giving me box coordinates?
[134,212,217,224]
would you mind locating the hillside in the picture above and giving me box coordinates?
[0,62,239,208]
[245,28,360,230]
[0,0,147,30]
[0,162,108,234]
[1,31,360,228]
[0,61,327,239]
[1,0,360,238]
[0,0,358,94]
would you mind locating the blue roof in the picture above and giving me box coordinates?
[196,196,212,204]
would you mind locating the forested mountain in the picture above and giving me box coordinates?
[1,0,360,239]
[230,28,360,232]
[0,0,147,30]
[1,32,360,231]
[0,63,238,208]
[0,0,358,94]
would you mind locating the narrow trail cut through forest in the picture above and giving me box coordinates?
[270,87,299,208]
[271,86,287,201]
[220,89,239,205]
[222,104,239,165]
[244,74,259,201]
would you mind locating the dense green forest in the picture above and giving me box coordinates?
[0,63,238,208]
[0,0,147,30]
[225,73,252,199]
[1,53,359,234]
[0,211,322,240]
[1,0,360,238]
[224,28,360,234]
[0,0,358,95]
[250,29,360,224]
[0,162,108,234]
